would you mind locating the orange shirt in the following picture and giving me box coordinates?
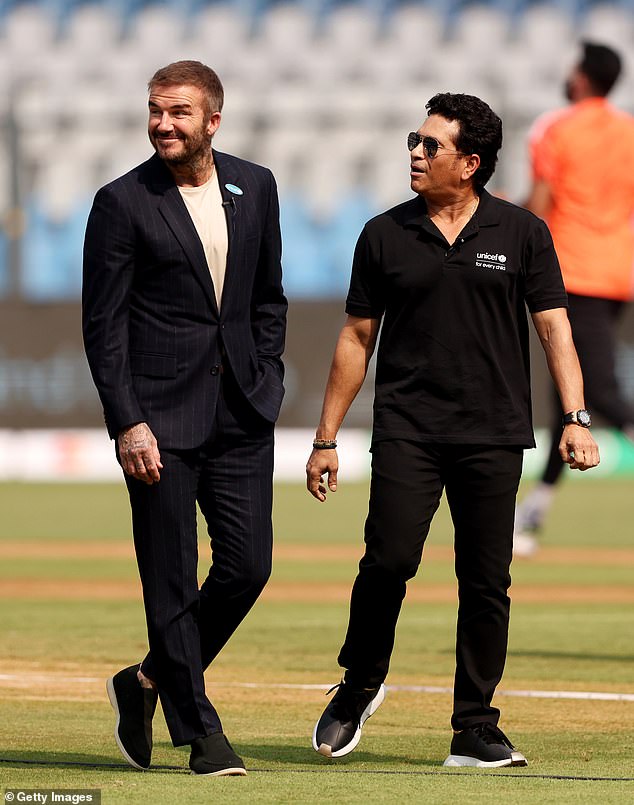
[529,98,634,300]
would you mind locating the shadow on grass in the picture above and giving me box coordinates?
[0,748,181,772]
[237,742,440,769]
[0,743,441,773]
[4,750,633,782]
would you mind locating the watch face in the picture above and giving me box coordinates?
[578,410,591,427]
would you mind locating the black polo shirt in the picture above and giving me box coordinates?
[345,189,568,448]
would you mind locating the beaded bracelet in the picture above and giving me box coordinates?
[312,439,337,450]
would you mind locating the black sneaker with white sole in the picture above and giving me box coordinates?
[312,681,386,758]
[106,664,158,770]
[443,722,528,768]
[189,732,247,776]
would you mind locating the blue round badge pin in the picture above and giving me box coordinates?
[224,183,243,196]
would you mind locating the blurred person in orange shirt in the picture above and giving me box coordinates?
[514,42,634,557]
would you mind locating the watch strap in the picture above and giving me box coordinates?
[563,409,591,427]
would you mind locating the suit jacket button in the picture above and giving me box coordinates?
[210,365,220,375]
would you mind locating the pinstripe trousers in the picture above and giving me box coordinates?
[124,371,275,746]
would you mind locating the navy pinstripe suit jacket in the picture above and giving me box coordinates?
[82,150,287,449]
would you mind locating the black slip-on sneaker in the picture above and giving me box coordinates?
[106,664,158,770]
[189,732,247,776]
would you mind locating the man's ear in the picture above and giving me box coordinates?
[463,153,481,182]
[207,111,222,137]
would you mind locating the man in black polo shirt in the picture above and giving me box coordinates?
[306,92,599,767]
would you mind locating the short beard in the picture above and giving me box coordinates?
[154,131,213,172]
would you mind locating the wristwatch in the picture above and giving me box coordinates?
[563,409,592,428]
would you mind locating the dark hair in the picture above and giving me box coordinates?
[148,61,224,115]
[579,41,621,96]
[425,92,502,191]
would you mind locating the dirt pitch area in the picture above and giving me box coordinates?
[2,541,634,604]
[2,541,634,707]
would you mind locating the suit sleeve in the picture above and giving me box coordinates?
[251,169,287,378]
[82,185,145,438]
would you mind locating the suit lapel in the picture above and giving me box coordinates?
[214,150,244,310]
[152,155,220,316]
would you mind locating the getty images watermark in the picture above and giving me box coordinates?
[4,792,100,804]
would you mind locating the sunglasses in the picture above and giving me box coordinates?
[407,132,465,159]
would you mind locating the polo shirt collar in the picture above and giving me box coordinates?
[403,188,502,238]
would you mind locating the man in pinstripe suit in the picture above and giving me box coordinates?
[82,61,286,776]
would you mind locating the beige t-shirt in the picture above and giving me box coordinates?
[178,169,228,309]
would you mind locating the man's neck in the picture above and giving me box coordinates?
[166,152,215,188]
[423,190,480,247]
[425,191,479,224]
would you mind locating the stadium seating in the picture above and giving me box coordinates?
[0,0,632,300]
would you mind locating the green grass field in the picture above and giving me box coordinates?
[1,479,633,804]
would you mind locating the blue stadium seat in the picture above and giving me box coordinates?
[21,199,90,301]
[322,188,376,295]
[280,192,333,298]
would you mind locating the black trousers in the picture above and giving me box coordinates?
[124,372,275,746]
[542,293,634,485]
[338,440,523,730]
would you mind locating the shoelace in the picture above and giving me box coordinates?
[472,722,516,749]
[326,682,375,724]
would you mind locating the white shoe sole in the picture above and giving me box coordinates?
[106,676,148,771]
[443,751,528,768]
[191,767,247,776]
[312,683,386,758]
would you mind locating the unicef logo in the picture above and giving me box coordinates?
[498,254,507,263]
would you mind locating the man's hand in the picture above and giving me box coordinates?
[306,449,338,502]
[559,425,600,471]
[118,422,163,485]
